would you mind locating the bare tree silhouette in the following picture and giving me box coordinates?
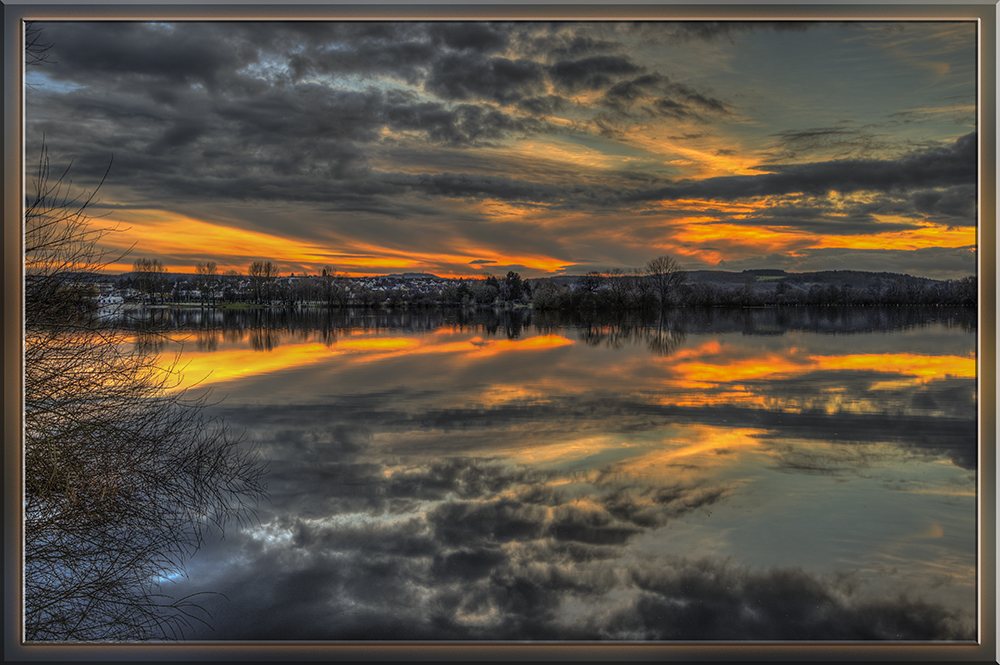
[23,144,268,641]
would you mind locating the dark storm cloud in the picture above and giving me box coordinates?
[392,172,571,203]
[912,184,977,221]
[214,86,386,143]
[23,20,730,218]
[527,33,622,59]
[38,22,439,86]
[428,22,510,52]
[146,119,207,153]
[635,132,977,202]
[384,99,554,146]
[763,125,896,162]
[729,205,921,235]
[548,54,643,92]
[28,83,565,212]
[426,52,547,104]
[516,94,571,115]
[24,20,977,283]
[600,73,731,121]
[31,21,250,89]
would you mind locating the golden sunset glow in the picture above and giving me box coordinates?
[671,222,811,255]
[822,220,976,251]
[99,208,583,278]
[100,204,976,277]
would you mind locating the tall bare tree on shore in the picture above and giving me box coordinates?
[132,257,169,303]
[23,145,268,641]
[247,260,279,304]
[195,261,218,304]
[645,255,686,307]
[321,265,350,308]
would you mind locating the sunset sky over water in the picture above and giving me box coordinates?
[25,20,978,279]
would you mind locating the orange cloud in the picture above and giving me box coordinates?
[100,209,333,273]
[655,212,975,266]
[820,219,976,251]
[100,207,577,277]
[328,239,575,276]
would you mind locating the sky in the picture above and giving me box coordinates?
[24,20,978,279]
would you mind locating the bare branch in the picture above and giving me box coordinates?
[24,145,269,642]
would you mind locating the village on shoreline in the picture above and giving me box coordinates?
[74,265,977,311]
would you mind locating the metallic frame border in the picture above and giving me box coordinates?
[3,2,995,662]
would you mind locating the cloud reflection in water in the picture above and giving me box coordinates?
[144,307,975,640]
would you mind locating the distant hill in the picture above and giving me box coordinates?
[529,269,951,288]
[384,272,446,280]
[684,269,944,287]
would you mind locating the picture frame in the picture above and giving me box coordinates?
[4,1,995,661]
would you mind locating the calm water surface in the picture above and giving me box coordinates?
[141,306,977,641]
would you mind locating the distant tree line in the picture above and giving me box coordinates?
[119,253,975,311]
[678,274,977,308]
[533,260,976,311]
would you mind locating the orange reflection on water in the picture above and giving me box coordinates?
[650,342,975,414]
[167,343,338,390]
[633,425,767,468]
[812,352,976,381]
[335,338,422,352]
[670,354,811,388]
[158,330,575,391]
[661,341,973,389]
[505,434,636,468]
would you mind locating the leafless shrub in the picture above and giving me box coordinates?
[23,146,268,641]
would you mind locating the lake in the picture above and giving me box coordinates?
[137,305,978,641]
